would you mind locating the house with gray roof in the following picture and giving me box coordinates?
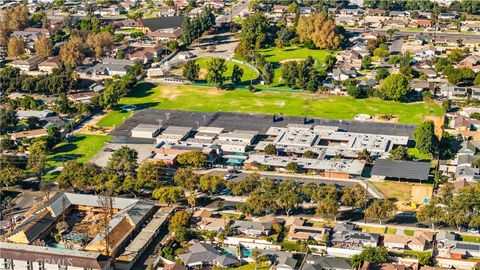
[177,242,239,268]
[331,222,379,248]
[371,159,430,182]
[301,254,351,270]
[231,220,272,236]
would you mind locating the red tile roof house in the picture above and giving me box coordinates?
[410,19,432,28]
[458,55,480,73]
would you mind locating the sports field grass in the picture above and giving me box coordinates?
[195,57,258,83]
[258,46,332,86]
[48,134,112,167]
[97,83,444,127]
[369,181,433,205]
[259,46,332,63]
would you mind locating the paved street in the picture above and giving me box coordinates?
[347,27,480,40]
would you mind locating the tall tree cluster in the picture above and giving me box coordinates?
[280,56,326,91]
[182,8,216,45]
[296,12,343,49]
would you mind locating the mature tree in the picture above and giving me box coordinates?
[231,64,244,85]
[166,40,179,52]
[176,150,207,168]
[365,199,397,224]
[475,73,480,85]
[389,146,409,160]
[362,55,372,69]
[206,58,228,89]
[286,162,300,173]
[4,5,29,31]
[240,12,270,50]
[153,186,184,205]
[183,60,200,81]
[28,140,48,177]
[375,68,390,81]
[34,35,53,57]
[296,13,343,49]
[378,73,411,101]
[105,146,138,177]
[137,160,165,187]
[352,246,389,268]
[374,47,389,61]
[262,62,274,86]
[347,85,365,99]
[418,252,433,266]
[303,150,316,158]
[228,173,260,196]
[168,210,191,233]
[86,32,113,60]
[60,36,86,69]
[358,149,373,163]
[341,185,366,208]
[187,193,197,208]
[0,165,25,189]
[199,174,225,194]
[7,36,25,58]
[0,108,18,134]
[56,160,102,190]
[264,144,277,155]
[173,168,199,191]
[414,121,437,155]
[316,198,340,220]
[40,179,55,199]
[277,182,301,216]
[448,67,475,85]
[417,201,444,230]
[324,55,337,70]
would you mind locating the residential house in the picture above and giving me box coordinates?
[38,56,62,74]
[442,241,480,259]
[331,223,379,248]
[10,55,45,71]
[261,251,297,270]
[10,128,48,141]
[410,19,432,28]
[91,58,135,76]
[365,9,386,16]
[438,13,458,20]
[439,83,468,99]
[273,5,287,13]
[340,8,363,16]
[177,242,239,267]
[361,262,407,270]
[16,109,53,120]
[389,11,409,17]
[287,224,330,242]
[383,231,433,252]
[333,67,357,81]
[449,116,480,131]
[68,91,99,104]
[301,254,351,270]
[410,79,434,92]
[138,16,184,41]
[458,55,480,73]
[461,21,480,32]
[231,220,271,237]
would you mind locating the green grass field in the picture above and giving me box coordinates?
[195,57,258,83]
[258,46,332,86]
[97,83,443,127]
[48,134,112,167]
[259,46,332,63]
[460,234,480,243]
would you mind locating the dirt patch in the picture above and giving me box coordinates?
[424,115,445,138]
[199,68,208,80]
[373,114,399,123]
[370,181,433,211]
[78,126,112,135]
[278,100,286,107]
[411,184,433,205]
[160,85,181,100]
[279,58,304,64]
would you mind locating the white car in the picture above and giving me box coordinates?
[223,174,234,180]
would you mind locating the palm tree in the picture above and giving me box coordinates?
[251,248,262,270]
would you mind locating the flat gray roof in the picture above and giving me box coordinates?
[371,159,430,180]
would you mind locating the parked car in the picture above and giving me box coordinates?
[415,223,429,228]
[223,174,234,180]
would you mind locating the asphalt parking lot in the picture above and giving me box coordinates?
[110,108,417,142]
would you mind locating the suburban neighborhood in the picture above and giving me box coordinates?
[1,0,480,269]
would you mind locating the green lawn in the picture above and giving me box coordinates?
[259,46,332,64]
[97,83,444,127]
[407,148,432,161]
[460,234,480,243]
[282,240,304,252]
[230,263,270,270]
[48,134,112,167]
[386,227,397,234]
[404,229,414,236]
[256,46,332,86]
[195,57,258,83]
[358,225,386,235]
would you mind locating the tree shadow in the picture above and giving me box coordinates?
[126,82,157,98]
